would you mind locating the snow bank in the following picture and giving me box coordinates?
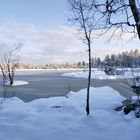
[62,70,140,80]
[0,86,139,140]
[5,80,29,86]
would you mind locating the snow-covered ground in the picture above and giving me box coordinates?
[4,80,29,86]
[62,70,140,79]
[0,86,139,140]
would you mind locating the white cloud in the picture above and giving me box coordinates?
[0,21,139,64]
[0,25,87,64]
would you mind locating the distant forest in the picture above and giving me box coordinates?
[14,49,140,69]
[78,49,140,68]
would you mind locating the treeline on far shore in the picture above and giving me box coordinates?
[1,49,139,70]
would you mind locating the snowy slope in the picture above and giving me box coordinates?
[0,87,139,140]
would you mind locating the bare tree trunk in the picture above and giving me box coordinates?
[0,64,7,84]
[129,0,140,39]
[7,62,13,85]
[8,72,13,85]
[11,69,15,85]
[86,40,91,115]
[67,0,93,115]
[9,77,14,85]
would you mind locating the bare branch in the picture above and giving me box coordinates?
[0,43,23,85]
[92,0,140,40]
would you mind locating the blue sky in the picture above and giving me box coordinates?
[0,0,139,64]
[0,0,67,29]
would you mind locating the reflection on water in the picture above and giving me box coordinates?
[0,85,16,98]
[0,85,16,109]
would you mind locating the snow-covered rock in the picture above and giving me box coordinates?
[4,80,29,86]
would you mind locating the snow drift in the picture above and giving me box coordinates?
[0,86,139,140]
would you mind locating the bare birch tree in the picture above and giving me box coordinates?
[67,0,95,115]
[0,43,22,85]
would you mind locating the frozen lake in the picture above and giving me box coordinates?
[0,70,135,102]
